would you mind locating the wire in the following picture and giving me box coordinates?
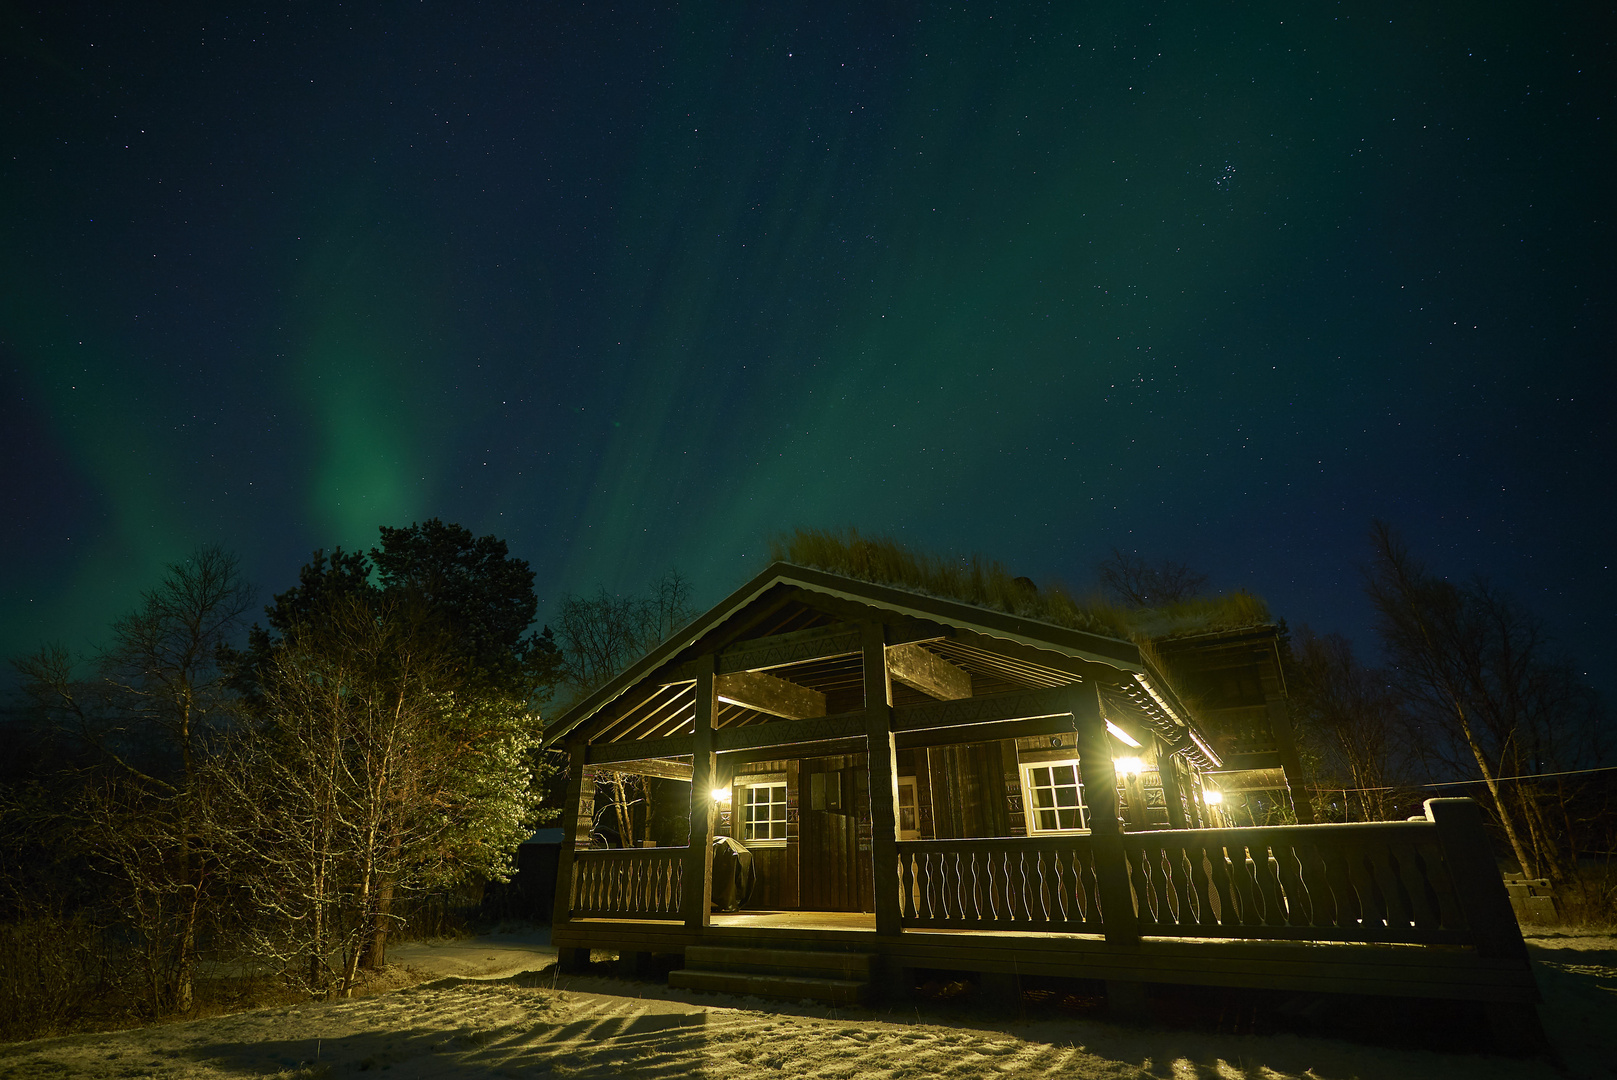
[1304,762,1617,794]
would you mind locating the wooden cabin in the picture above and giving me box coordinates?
[1153,626,1315,827]
[542,564,1539,1033]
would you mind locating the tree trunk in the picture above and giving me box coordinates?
[364,878,394,971]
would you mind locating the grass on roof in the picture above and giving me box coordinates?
[768,527,1270,643]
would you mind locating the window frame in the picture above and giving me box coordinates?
[737,777,789,848]
[1018,759,1090,834]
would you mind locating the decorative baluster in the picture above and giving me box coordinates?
[1256,842,1291,926]
[1342,842,1385,929]
[1228,841,1262,926]
[952,849,968,923]
[1417,840,1465,930]
[1125,845,1153,927]
[1296,841,1335,929]
[1370,843,1414,930]
[1395,842,1440,930]
[1057,848,1076,924]
[1166,843,1194,930]
[1079,846,1101,927]
[1148,844,1175,928]
[1247,842,1278,926]
[1271,841,1306,926]
[1321,843,1360,930]
[1207,842,1236,927]
[1186,843,1215,928]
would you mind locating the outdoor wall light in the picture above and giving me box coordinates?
[1202,789,1223,805]
[710,787,731,804]
[1114,756,1145,777]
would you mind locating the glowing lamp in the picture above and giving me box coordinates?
[710,787,731,804]
[1202,789,1223,805]
[1114,756,1145,777]
[1105,720,1142,748]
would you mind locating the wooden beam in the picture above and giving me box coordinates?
[892,685,1074,734]
[895,712,1076,751]
[719,736,867,766]
[587,735,695,766]
[714,623,861,675]
[712,711,867,752]
[715,670,826,719]
[591,757,693,781]
[886,642,972,700]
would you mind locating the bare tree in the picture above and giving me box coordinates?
[11,545,253,1016]
[225,592,540,997]
[1097,548,1209,607]
[551,569,696,848]
[553,569,698,700]
[1289,628,1410,821]
[1365,521,1605,883]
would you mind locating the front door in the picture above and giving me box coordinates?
[797,754,872,912]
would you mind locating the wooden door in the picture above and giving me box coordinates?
[797,754,872,912]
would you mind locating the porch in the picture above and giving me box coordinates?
[553,803,1541,1007]
[543,570,1538,1018]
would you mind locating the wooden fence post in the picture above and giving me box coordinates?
[683,661,718,928]
[1425,797,1545,1051]
[1425,798,1528,962]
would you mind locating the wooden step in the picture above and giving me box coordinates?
[683,946,875,980]
[668,968,869,1005]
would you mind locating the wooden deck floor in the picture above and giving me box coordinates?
[555,909,1539,1005]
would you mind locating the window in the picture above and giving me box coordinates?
[741,781,788,846]
[896,776,920,840]
[1020,760,1088,833]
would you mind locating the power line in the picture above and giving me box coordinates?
[1305,763,1617,794]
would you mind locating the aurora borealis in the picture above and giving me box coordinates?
[3,4,1613,693]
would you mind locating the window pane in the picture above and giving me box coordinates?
[1052,765,1077,786]
[743,782,787,842]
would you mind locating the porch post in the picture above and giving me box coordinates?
[1155,736,1189,831]
[862,621,903,937]
[553,742,593,972]
[1072,684,1139,946]
[683,661,718,928]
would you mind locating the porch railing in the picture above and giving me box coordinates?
[895,837,1104,931]
[1121,820,1471,944]
[570,847,685,920]
[896,806,1494,946]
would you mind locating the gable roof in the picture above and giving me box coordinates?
[543,562,1221,767]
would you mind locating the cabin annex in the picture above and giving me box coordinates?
[542,563,1539,1031]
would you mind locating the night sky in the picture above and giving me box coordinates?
[4,4,1613,698]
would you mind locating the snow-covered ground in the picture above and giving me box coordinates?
[0,930,1610,1079]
